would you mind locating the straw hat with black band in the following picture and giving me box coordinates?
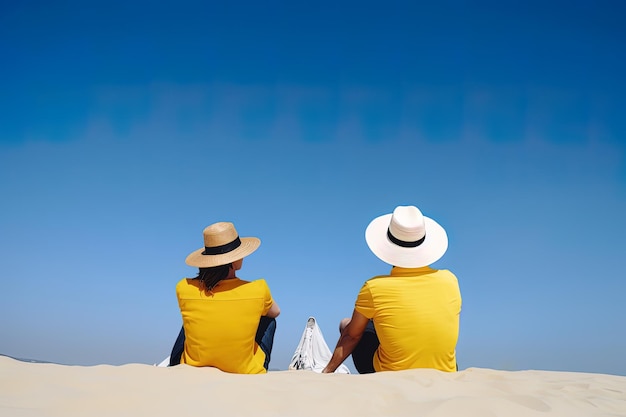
[185,222,260,268]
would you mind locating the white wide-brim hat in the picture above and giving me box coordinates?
[365,205,448,268]
[185,222,260,268]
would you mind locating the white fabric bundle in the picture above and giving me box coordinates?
[288,316,351,374]
[155,356,170,367]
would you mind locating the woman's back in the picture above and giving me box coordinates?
[176,277,274,374]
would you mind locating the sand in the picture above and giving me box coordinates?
[1,355,625,417]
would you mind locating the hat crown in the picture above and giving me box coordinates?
[203,222,239,248]
[388,206,426,243]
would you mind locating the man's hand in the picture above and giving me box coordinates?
[322,310,369,373]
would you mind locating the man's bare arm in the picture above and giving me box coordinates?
[322,310,369,373]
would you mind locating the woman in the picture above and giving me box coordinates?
[168,221,280,373]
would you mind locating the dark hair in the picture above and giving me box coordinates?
[196,263,231,291]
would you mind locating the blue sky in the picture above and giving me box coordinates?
[1,0,625,375]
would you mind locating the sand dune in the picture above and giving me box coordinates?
[1,355,625,416]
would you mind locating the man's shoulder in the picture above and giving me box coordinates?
[361,274,391,287]
[367,274,391,281]
[432,269,459,282]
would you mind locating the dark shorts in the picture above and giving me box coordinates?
[351,320,379,374]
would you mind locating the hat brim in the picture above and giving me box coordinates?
[185,237,260,268]
[365,213,448,268]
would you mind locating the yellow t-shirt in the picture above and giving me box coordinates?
[176,277,274,374]
[355,266,461,372]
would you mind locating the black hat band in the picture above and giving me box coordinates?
[202,237,242,255]
[387,229,425,248]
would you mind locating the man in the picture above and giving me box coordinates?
[322,205,461,373]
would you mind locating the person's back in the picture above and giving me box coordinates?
[176,277,274,374]
[357,266,461,372]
